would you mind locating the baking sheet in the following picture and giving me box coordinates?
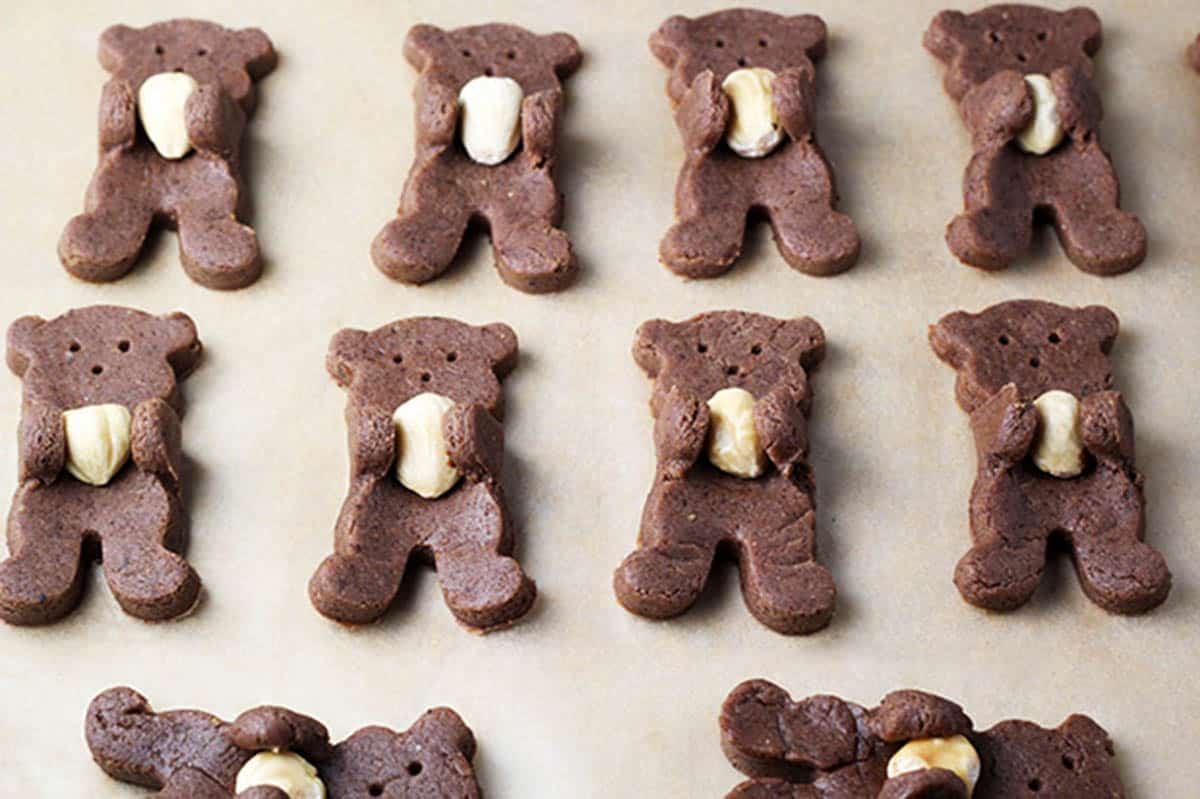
[0,0,1197,794]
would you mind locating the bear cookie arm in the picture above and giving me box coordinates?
[651,9,859,279]
[929,299,1171,615]
[58,19,276,290]
[719,679,1127,798]
[85,686,483,797]
[371,23,582,293]
[0,306,202,625]
[309,316,536,632]
[924,4,1146,274]
[613,310,836,635]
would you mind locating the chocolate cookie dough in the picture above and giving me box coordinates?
[613,311,835,635]
[309,317,535,632]
[87,687,482,797]
[59,19,276,290]
[371,23,581,293]
[925,5,1146,274]
[651,10,859,278]
[1189,34,1200,71]
[721,679,1125,798]
[0,306,202,625]
[930,299,1171,614]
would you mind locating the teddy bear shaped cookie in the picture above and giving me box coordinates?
[86,686,482,797]
[371,23,581,293]
[309,317,535,632]
[59,19,276,290]
[650,10,859,278]
[925,5,1145,274]
[930,299,1171,614]
[0,306,202,625]
[614,311,836,635]
[721,679,1125,798]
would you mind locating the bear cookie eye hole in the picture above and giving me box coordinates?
[697,343,708,353]
[1048,332,1061,344]
[998,334,1010,346]
[117,340,131,353]
[68,341,81,354]
[154,44,164,55]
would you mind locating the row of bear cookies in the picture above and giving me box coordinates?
[53,6,1200,293]
[0,300,1169,630]
[81,680,1125,796]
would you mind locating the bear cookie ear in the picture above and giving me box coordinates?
[929,310,975,369]
[409,707,477,759]
[480,322,518,376]
[5,315,45,377]
[782,317,826,369]
[326,328,368,386]
[98,24,139,72]
[649,15,692,66]
[404,24,447,71]
[631,319,673,378]
[541,31,582,77]
[925,10,971,61]
[785,14,829,61]
[1061,7,1103,56]
[157,312,202,378]
[235,27,278,77]
[1080,305,1119,351]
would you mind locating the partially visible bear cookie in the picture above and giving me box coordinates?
[1189,34,1200,71]
[930,299,1170,614]
[925,5,1146,274]
[720,679,1125,798]
[309,316,535,632]
[86,686,482,797]
[0,306,202,625]
[613,311,835,634]
[59,19,276,289]
[651,10,859,278]
[372,23,581,293]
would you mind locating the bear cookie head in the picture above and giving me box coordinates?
[650,9,828,103]
[99,19,277,112]
[925,5,1101,100]
[634,311,825,409]
[327,317,518,415]
[7,306,201,412]
[930,299,1118,413]
[404,23,581,96]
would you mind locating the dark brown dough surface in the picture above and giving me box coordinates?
[58,19,276,289]
[925,4,1145,274]
[86,686,482,797]
[651,10,859,278]
[613,311,835,634]
[309,317,535,632]
[930,299,1170,613]
[720,680,1125,798]
[371,23,581,293]
[0,306,201,625]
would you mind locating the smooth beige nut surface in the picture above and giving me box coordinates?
[887,735,981,795]
[1015,74,1064,155]
[394,392,461,499]
[705,387,766,478]
[721,67,783,158]
[235,751,326,799]
[137,71,199,159]
[458,75,524,166]
[62,404,132,486]
[1032,389,1085,478]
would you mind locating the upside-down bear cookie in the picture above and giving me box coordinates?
[651,9,859,278]
[721,679,1125,798]
[925,4,1146,274]
[59,19,276,290]
[309,317,535,632]
[0,306,202,625]
[371,23,581,293]
[614,311,835,635]
[86,686,482,797]
[930,299,1170,614]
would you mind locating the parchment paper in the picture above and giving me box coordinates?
[0,0,1196,795]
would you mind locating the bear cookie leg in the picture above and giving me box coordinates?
[767,196,860,277]
[372,198,472,285]
[954,538,1046,612]
[660,207,749,278]
[176,168,262,290]
[1071,518,1171,614]
[58,178,155,283]
[738,513,836,634]
[0,522,87,626]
